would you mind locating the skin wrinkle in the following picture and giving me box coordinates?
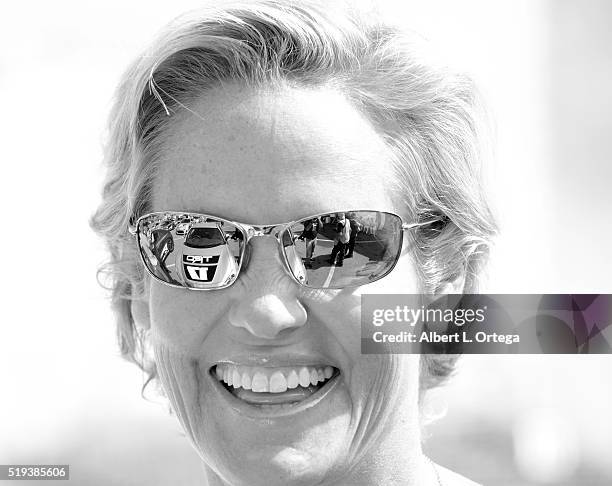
[154,345,199,450]
[348,357,387,454]
[193,357,202,440]
[342,355,422,486]
[176,360,200,449]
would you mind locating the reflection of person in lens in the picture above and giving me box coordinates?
[91,1,497,485]
[298,217,321,268]
[344,213,362,258]
[330,212,350,267]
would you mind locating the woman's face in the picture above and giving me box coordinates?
[143,84,423,485]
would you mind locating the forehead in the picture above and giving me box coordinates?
[152,84,401,223]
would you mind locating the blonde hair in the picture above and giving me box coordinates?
[91,0,497,389]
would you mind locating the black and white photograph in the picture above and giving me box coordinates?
[1,1,611,485]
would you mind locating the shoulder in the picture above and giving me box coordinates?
[436,464,482,486]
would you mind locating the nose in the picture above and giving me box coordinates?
[228,235,307,340]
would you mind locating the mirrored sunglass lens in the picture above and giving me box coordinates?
[286,211,403,288]
[137,213,244,289]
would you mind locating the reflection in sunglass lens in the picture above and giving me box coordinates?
[137,213,244,289]
[285,211,403,288]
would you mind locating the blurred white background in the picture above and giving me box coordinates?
[0,1,610,484]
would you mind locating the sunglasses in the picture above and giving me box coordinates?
[129,210,436,290]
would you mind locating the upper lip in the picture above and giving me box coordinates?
[212,353,338,369]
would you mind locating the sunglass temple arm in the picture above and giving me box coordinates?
[401,219,441,230]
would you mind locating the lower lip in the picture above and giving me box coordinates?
[208,369,341,419]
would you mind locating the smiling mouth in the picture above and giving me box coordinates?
[211,364,340,406]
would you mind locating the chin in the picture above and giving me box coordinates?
[194,413,354,486]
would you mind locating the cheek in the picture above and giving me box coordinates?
[304,255,421,423]
[148,281,229,355]
[319,252,420,367]
[149,303,231,468]
[324,255,421,432]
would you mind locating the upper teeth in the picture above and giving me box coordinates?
[215,364,334,393]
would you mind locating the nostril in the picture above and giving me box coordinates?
[275,325,302,340]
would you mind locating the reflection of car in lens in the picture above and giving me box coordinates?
[282,229,307,284]
[178,223,238,287]
[175,222,190,236]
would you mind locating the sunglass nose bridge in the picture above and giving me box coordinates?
[246,224,284,239]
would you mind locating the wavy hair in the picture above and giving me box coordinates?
[91,0,497,391]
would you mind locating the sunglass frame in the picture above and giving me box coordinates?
[129,210,436,290]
